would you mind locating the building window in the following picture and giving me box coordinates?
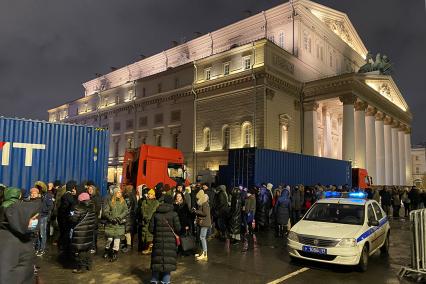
[174,77,180,89]
[222,125,230,150]
[142,87,146,97]
[139,116,147,127]
[125,119,134,130]
[138,132,147,145]
[320,46,324,61]
[157,83,162,93]
[281,124,289,151]
[205,68,211,80]
[223,62,230,75]
[279,32,284,48]
[416,167,420,174]
[303,31,311,53]
[203,128,211,151]
[170,110,181,122]
[156,135,162,146]
[154,113,163,124]
[243,56,251,70]
[173,133,179,149]
[241,122,252,147]
[114,137,120,158]
[415,156,419,161]
[113,122,121,131]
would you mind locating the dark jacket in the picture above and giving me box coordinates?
[58,191,77,224]
[173,202,192,235]
[275,190,291,225]
[213,185,229,217]
[0,200,41,284]
[408,188,421,206]
[291,188,304,211]
[124,191,137,233]
[229,188,242,235]
[380,189,392,206]
[40,191,54,218]
[149,203,181,273]
[256,187,271,226]
[70,200,96,252]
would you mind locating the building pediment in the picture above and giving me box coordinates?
[361,74,409,112]
[299,0,368,59]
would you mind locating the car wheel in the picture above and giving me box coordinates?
[380,234,390,256]
[289,255,298,263]
[358,245,369,272]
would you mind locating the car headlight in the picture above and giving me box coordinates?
[338,238,357,247]
[287,231,299,242]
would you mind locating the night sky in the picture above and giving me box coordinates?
[0,0,425,143]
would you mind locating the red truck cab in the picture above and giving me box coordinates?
[352,168,372,189]
[122,144,189,189]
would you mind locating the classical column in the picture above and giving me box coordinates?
[354,100,367,168]
[340,95,357,163]
[383,116,393,185]
[375,112,385,185]
[365,106,377,183]
[303,102,319,156]
[405,128,412,186]
[398,126,407,186]
[337,115,343,159]
[391,121,400,185]
[322,106,332,158]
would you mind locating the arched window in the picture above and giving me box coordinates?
[222,125,231,150]
[241,122,253,148]
[203,128,211,151]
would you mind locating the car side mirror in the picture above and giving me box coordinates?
[368,220,379,227]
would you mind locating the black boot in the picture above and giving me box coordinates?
[103,248,110,259]
[110,250,118,262]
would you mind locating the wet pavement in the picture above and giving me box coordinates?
[37,218,414,284]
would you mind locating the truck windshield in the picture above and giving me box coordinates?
[304,203,364,225]
[167,163,185,181]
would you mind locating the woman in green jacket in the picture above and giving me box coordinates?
[102,187,127,262]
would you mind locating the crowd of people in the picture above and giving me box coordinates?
[0,180,425,284]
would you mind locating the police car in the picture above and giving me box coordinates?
[287,192,390,271]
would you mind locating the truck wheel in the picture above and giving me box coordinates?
[380,234,390,256]
[358,245,369,272]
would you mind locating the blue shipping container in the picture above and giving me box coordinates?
[0,117,109,195]
[222,148,352,188]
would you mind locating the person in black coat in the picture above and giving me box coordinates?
[229,187,242,243]
[149,194,181,284]
[0,199,41,284]
[213,185,229,240]
[70,193,96,273]
[408,186,421,211]
[380,187,392,216]
[173,192,192,235]
[58,180,78,253]
[122,185,137,253]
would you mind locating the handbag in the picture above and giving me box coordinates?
[180,230,196,252]
[164,219,181,246]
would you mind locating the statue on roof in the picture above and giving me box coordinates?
[358,52,392,75]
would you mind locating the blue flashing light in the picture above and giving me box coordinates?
[348,192,367,199]
[324,191,342,198]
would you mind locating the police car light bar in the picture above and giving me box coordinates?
[324,191,367,199]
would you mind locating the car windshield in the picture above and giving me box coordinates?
[167,163,185,181]
[304,202,365,225]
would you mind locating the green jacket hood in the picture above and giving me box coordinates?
[2,187,21,208]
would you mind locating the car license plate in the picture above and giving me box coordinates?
[302,246,327,255]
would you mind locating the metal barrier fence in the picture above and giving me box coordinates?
[398,209,426,282]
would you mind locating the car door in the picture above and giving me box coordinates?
[372,202,387,246]
[366,203,379,251]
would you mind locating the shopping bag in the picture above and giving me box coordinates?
[180,232,196,252]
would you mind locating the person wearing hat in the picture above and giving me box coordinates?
[149,194,181,284]
[102,187,128,262]
[70,192,96,273]
[141,189,160,255]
